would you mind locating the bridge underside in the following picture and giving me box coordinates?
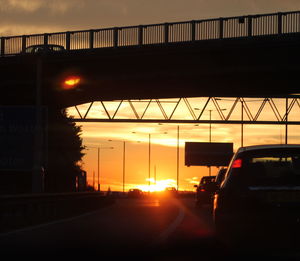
[0,33,300,108]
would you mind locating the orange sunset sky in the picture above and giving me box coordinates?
[2,0,300,191]
[67,97,300,192]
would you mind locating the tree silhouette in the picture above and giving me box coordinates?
[45,109,85,192]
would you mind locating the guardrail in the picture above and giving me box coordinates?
[0,11,300,56]
[0,192,114,233]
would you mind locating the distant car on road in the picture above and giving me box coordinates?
[24,44,65,54]
[164,187,178,197]
[213,144,300,249]
[128,189,143,198]
[194,175,217,207]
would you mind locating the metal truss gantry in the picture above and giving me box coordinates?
[67,97,300,125]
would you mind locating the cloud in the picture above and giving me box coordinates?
[0,0,42,12]
[1,0,300,36]
[0,0,86,13]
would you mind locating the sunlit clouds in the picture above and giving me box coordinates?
[2,0,300,36]
[0,0,85,13]
[1,0,42,12]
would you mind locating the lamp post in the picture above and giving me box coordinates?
[85,145,114,191]
[108,140,126,193]
[158,123,180,191]
[132,131,167,192]
[195,107,226,176]
[176,125,180,191]
[241,100,244,147]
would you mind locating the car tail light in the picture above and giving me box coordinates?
[200,188,206,192]
[232,158,242,168]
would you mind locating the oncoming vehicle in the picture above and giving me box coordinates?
[24,44,65,54]
[195,175,217,207]
[213,144,300,250]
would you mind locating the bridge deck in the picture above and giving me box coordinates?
[1,11,300,108]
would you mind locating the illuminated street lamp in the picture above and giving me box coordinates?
[62,76,81,90]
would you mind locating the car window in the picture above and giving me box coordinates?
[242,149,300,186]
[52,46,64,51]
[25,47,34,53]
[200,177,215,185]
[33,47,44,53]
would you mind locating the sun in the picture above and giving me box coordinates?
[135,178,177,192]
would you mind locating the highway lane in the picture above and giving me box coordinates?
[1,196,295,260]
[0,196,205,258]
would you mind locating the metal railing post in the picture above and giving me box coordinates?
[191,20,196,42]
[66,32,71,51]
[0,37,4,56]
[278,12,282,35]
[248,16,253,37]
[138,25,143,46]
[22,35,27,53]
[164,23,169,44]
[219,18,224,39]
[114,27,119,48]
[89,29,94,49]
[44,33,48,45]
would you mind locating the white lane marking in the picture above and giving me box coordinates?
[152,203,185,245]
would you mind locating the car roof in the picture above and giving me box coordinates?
[236,144,300,154]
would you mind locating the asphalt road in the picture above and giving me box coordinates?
[0,196,299,260]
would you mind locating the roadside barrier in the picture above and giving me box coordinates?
[0,192,114,233]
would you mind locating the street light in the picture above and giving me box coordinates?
[85,145,114,191]
[159,124,180,191]
[195,107,226,176]
[108,139,126,193]
[132,131,167,192]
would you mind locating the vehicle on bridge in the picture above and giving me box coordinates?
[24,44,65,54]
[213,144,300,250]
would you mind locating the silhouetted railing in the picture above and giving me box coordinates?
[1,11,300,56]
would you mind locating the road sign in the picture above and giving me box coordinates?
[185,142,233,167]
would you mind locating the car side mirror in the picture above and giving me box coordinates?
[194,185,198,188]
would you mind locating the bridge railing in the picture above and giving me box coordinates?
[1,11,300,56]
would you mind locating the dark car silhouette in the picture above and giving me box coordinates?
[127,189,143,198]
[213,144,300,251]
[194,175,217,207]
[24,44,65,54]
[164,187,178,197]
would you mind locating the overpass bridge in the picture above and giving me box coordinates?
[0,10,300,109]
